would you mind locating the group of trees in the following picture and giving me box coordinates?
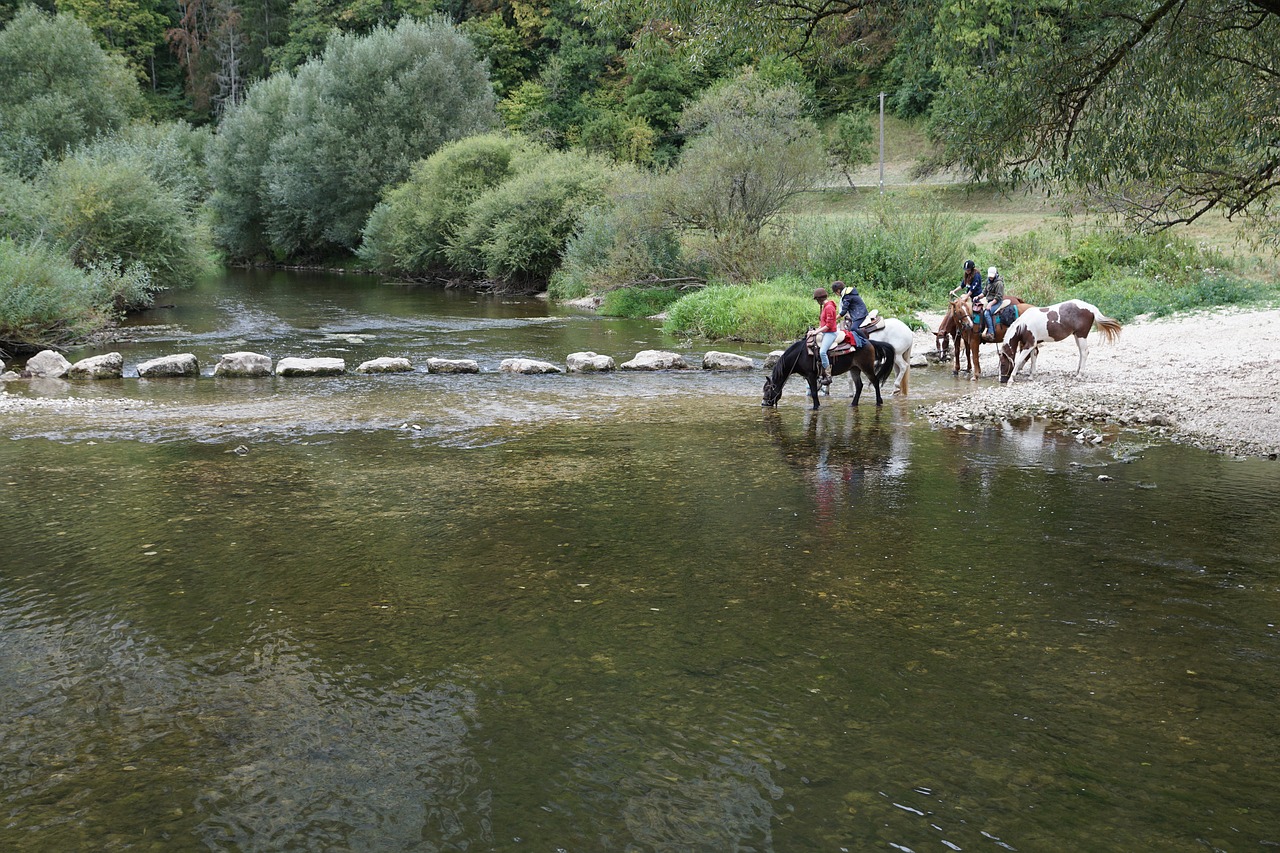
[2,0,1278,350]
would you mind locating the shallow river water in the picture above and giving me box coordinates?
[1,271,1278,851]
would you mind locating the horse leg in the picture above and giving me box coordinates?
[1074,336,1089,375]
[969,335,981,380]
[872,369,884,406]
[808,374,821,409]
[851,374,864,406]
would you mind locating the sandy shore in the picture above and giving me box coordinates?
[914,305,1280,459]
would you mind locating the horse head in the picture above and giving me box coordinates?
[998,333,1025,383]
[949,296,976,331]
[761,376,781,407]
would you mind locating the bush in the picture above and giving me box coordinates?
[40,155,217,295]
[359,133,544,274]
[0,6,144,178]
[599,285,685,318]
[207,16,498,260]
[553,171,686,297]
[73,122,213,214]
[447,150,617,283]
[0,165,43,241]
[663,275,928,343]
[0,239,113,348]
[802,194,976,304]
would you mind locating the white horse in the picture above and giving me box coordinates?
[998,299,1122,384]
[846,317,914,397]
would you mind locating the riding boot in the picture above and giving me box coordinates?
[819,366,832,387]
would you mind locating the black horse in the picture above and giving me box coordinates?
[762,337,896,409]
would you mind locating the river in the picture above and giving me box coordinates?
[1,270,1277,851]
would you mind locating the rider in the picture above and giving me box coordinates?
[836,279,870,346]
[979,265,1005,342]
[950,259,983,302]
[814,286,839,386]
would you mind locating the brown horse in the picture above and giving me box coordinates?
[947,293,1033,380]
[934,310,959,363]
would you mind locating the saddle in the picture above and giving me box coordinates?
[805,327,856,358]
[858,310,884,334]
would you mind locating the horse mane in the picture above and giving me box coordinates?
[769,338,807,386]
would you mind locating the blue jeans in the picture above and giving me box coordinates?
[819,331,837,370]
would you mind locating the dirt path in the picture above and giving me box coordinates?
[913,305,1280,458]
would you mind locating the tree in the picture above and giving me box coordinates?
[207,15,499,260]
[56,0,168,83]
[929,0,1280,236]
[828,109,874,187]
[663,70,826,240]
[0,5,144,177]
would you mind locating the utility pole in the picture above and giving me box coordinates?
[879,92,886,194]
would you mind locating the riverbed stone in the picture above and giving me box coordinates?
[356,356,412,374]
[566,352,615,372]
[214,351,273,377]
[500,358,563,375]
[910,352,928,368]
[621,350,689,370]
[275,357,345,376]
[26,350,72,378]
[138,353,199,378]
[68,352,124,379]
[427,358,480,374]
[763,350,785,370]
[702,351,754,370]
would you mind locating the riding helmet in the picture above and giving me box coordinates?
[963,259,975,271]
[813,288,828,301]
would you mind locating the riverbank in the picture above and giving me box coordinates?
[915,305,1280,459]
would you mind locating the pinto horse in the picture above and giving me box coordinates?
[998,299,1122,384]
[947,293,1033,380]
[762,336,896,409]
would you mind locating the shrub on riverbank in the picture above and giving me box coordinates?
[661,276,922,343]
[0,240,153,349]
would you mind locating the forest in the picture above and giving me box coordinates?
[2,0,1278,351]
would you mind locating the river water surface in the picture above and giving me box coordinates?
[1,271,1277,851]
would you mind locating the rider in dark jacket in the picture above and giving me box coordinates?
[838,281,870,346]
[951,259,983,302]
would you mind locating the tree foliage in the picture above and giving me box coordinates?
[928,0,1280,235]
[207,15,498,260]
[359,132,545,274]
[663,70,825,240]
[0,5,144,177]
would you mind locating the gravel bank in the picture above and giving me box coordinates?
[916,305,1280,458]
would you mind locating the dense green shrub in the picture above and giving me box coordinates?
[446,150,616,283]
[0,165,42,241]
[1057,228,1229,287]
[0,6,144,178]
[359,133,544,274]
[40,155,217,295]
[552,171,685,298]
[0,238,143,347]
[73,122,213,214]
[598,285,684,318]
[802,194,976,303]
[207,16,498,261]
[663,275,927,343]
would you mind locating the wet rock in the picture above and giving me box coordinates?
[702,351,754,370]
[355,357,412,374]
[426,358,479,374]
[275,357,345,376]
[26,350,72,378]
[500,358,562,375]
[910,352,928,367]
[566,352,615,372]
[138,353,199,378]
[213,351,273,377]
[763,351,785,370]
[67,352,124,380]
[621,350,689,370]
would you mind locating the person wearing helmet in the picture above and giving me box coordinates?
[950,259,983,302]
[814,286,839,386]
[980,266,1005,341]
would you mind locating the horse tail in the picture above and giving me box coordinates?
[1095,314,1123,343]
[872,341,896,385]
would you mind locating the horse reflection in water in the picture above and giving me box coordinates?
[762,407,913,526]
